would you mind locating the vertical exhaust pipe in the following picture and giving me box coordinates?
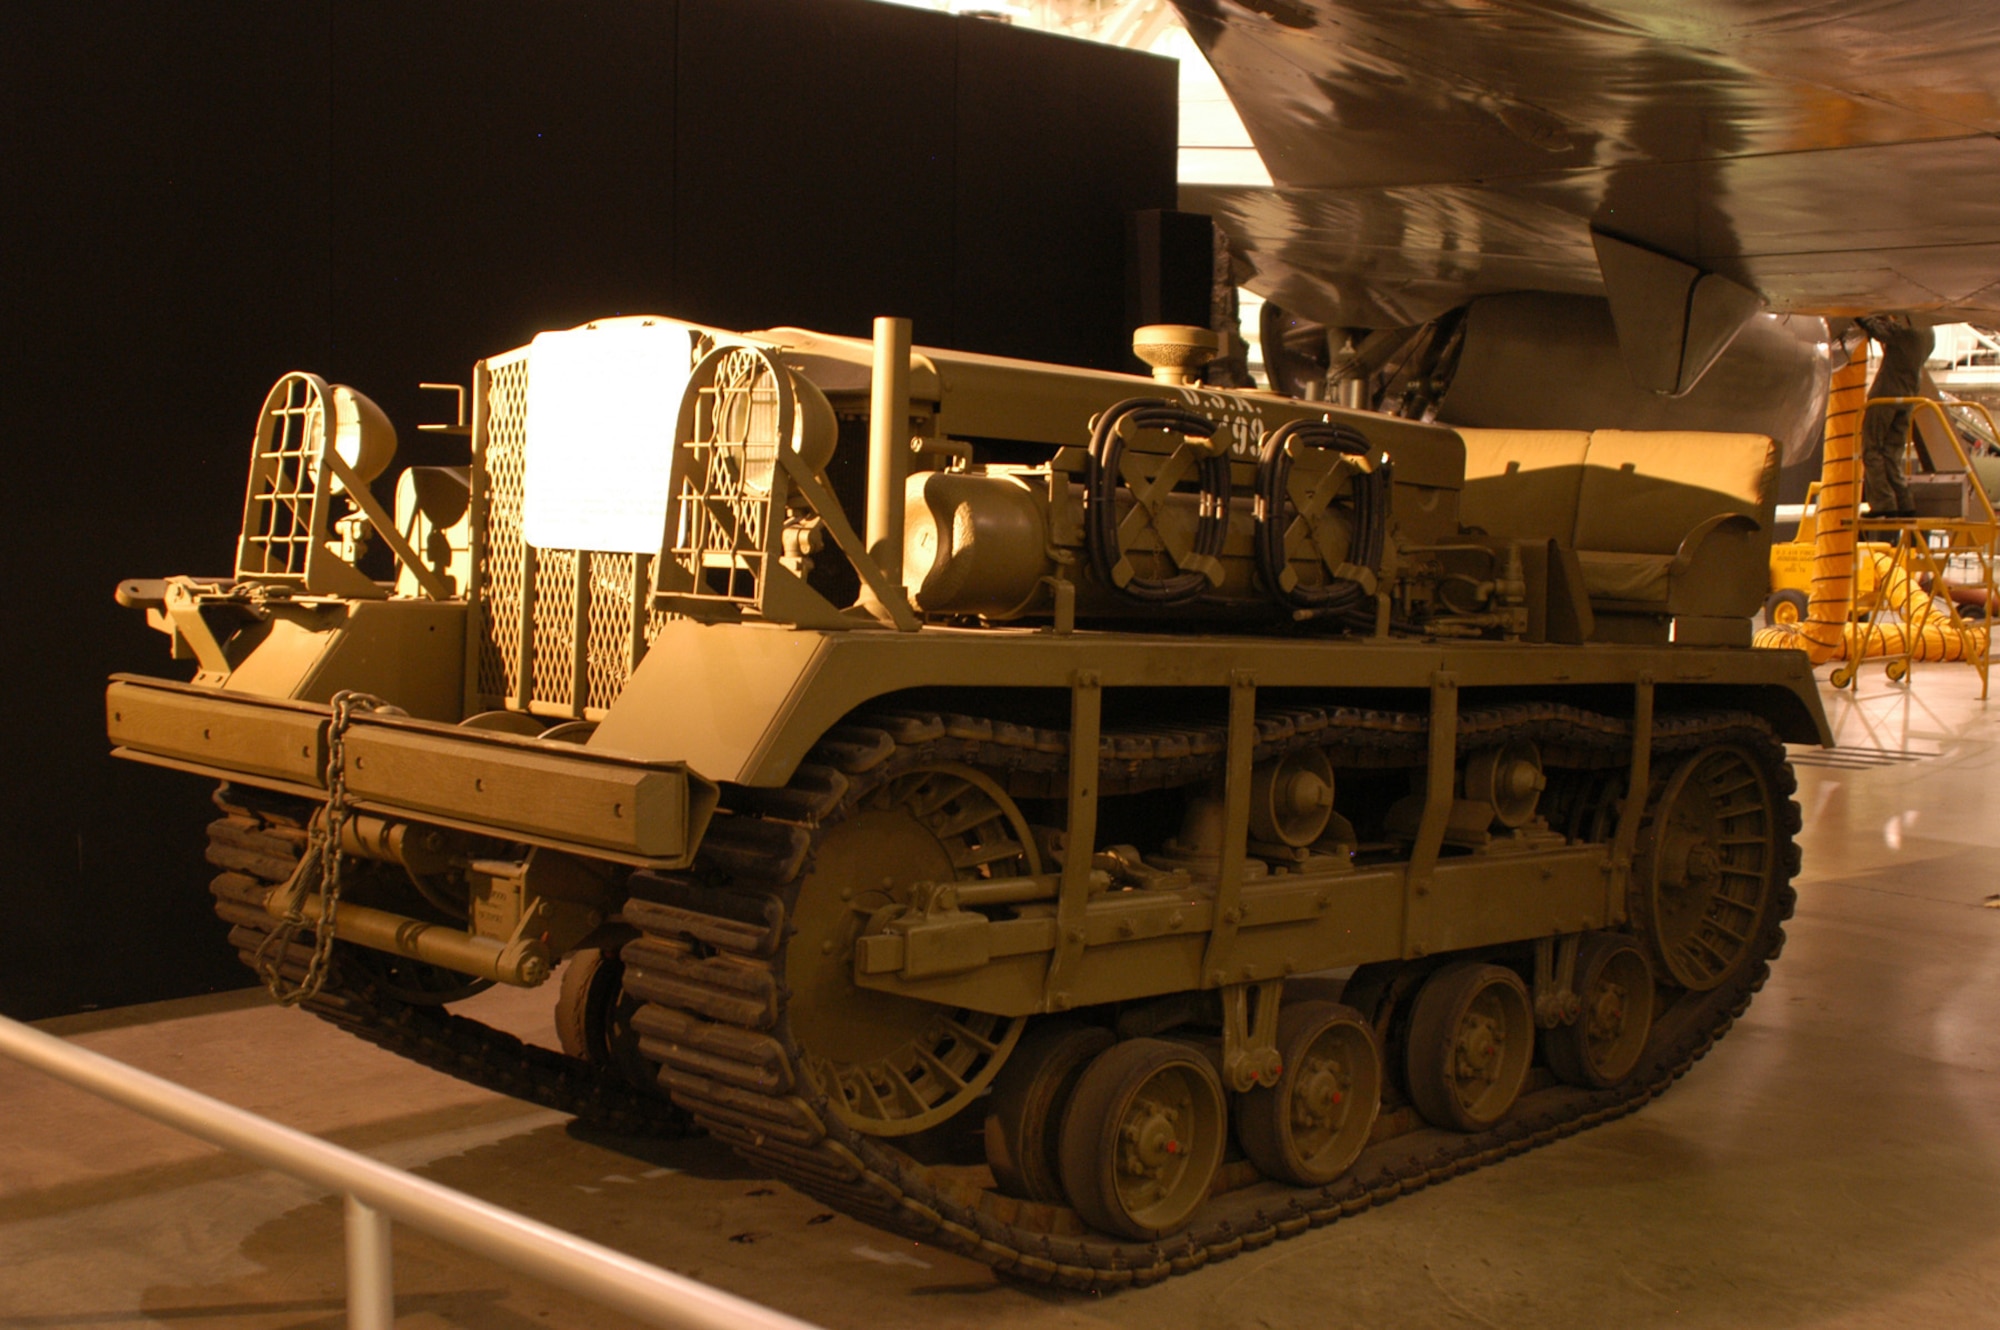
[864,316,913,617]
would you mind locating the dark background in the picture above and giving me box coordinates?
[0,0,1177,1020]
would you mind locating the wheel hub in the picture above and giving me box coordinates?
[1291,1055,1346,1130]
[1454,1012,1504,1085]
[1121,1100,1184,1177]
[1587,982,1628,1044]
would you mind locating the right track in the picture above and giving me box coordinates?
[620,701,1800,1290]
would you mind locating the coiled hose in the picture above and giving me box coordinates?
[1846,547,1990,661]
[1254,419,1390,616]
[1086,398,1231,604]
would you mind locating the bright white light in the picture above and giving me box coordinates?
[524,324,698,553]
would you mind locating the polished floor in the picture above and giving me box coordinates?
[5,662,1999,1329]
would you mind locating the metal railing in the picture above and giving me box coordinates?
[0,1013,822,1330]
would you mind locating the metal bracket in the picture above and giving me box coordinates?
[321,448,454,602]
[160,578,239,676]
[1220,979,1285,1091]
[1403,670,1458,958]
[1043,669,1102,1010]
[1532,933,1583,1027]
[417,381,469,434]
[1200,672,1258,985]
[1608,674,1655,922]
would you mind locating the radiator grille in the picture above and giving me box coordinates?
[473,350,667,718]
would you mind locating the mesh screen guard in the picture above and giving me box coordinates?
[473,349,668,718]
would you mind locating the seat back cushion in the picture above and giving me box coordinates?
[1574,430,1777,555]
[1456,428,1591,543]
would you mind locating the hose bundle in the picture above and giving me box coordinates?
[1086,398,1231,604]
[1254,419,1390,615]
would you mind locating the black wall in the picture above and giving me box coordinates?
[0,1,1176,1020]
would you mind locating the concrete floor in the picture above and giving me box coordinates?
[6,663,2000,1329]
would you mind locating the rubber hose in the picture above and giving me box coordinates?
[1254,419,1382,612]
[1755,339,1866,659]
[1086,398,1231,604]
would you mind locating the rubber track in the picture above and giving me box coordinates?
[620,701,1801,1290]
[205,796,694,1138]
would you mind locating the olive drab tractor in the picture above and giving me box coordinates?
[107,312,1826,1287]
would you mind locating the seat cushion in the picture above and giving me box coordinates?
[1455,429,1590,543]
[1574,430,1777,555]
[1576,550,1673,605]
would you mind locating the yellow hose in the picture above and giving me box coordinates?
[1754,339,1866,659]
[1844,548,1990,661]
[1755,335,1988,664]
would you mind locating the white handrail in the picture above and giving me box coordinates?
[0,1014,823,1330]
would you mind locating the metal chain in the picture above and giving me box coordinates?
[253,689,384,1005]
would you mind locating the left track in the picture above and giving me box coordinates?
[204,786,696,1139]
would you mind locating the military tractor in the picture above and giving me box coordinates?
[107,314,1825,1288]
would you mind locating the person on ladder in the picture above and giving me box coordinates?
[1856,314,1935,520]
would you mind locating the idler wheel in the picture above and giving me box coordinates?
[1235,1000,1381,1186]
[784,763,1034,1135]
[556,947,662,1096]
[983,1019,1116,1202]
[1633,744,1776,992]
[1058,1038,1227,1240]
[1542,935,1655,1089]
[1405,962,1533,1132]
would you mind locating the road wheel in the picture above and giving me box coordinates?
[1541,935,1655,1089]
[1058,1038,1227,1240]
[983,1019,1114,1202]
[556,948,662,1095]
[1236,1001,1380,1185]
[1404,962,1533,1132]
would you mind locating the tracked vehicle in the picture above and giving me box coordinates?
[107,313,1826,1288]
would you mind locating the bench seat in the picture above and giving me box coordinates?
[1457,427,1778,646]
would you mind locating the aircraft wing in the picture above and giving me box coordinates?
[1173,0,2000,330]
